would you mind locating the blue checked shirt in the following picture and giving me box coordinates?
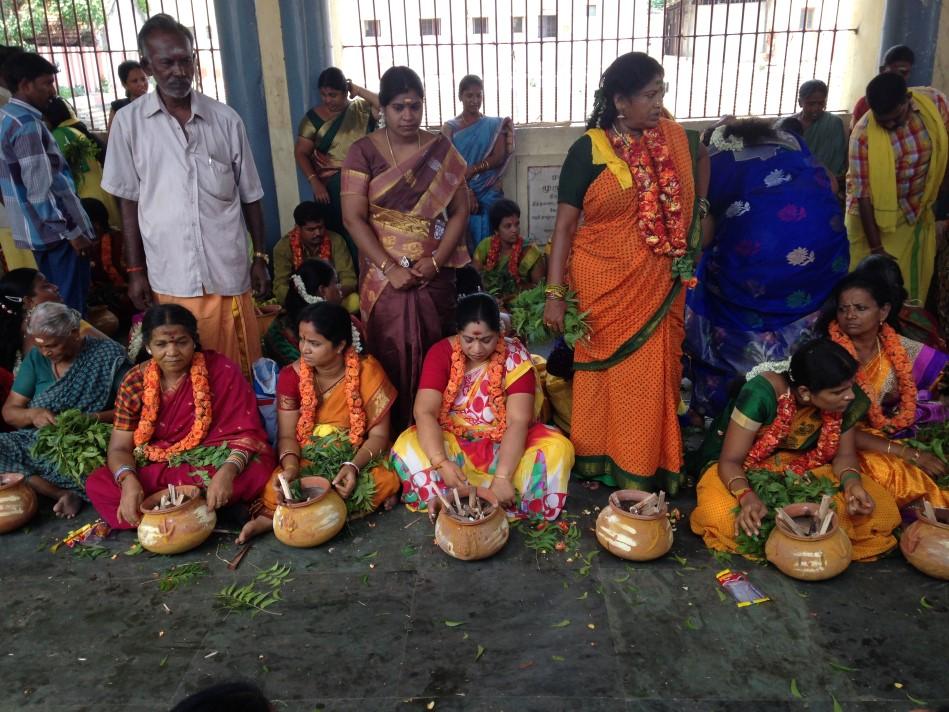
[0,98,91,250]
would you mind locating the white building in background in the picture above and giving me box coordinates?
[329,0,858,127]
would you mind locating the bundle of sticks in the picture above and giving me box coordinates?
[155,483,188,510]
[629,491,666,516]
[776,495,835,537]
[922,500,938,523]
[434,487,494,521]
[277,473,317,503]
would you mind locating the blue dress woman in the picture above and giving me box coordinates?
[684,119,849,417]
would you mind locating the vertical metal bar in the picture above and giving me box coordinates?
[355,1,368,87]
[827,0,841,92]
[493,0,499,114]
[747,0,765,115]
[714,0,731,117]
[439,0,450,126]
[383,0,396,67]
[581,0,590,124]
[760,0,779,115]
[401,0,411,67]
[67,0,96,125]
[792,0,815,115]
[478,1,485,109]
[96,0,119,118]
[674,0,684,117]
[523,0,528,122]
[414,0,428,125]
[553,0,558,122]
[811,0,828,104]
[701,1,714,118]
[370,0,381,82]
[773,0,794,115]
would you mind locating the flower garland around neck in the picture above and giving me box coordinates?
[296,347,365,448]
[743,389,843,475]
[829,321,917,432]
[439,336,507,443]
[134,352,212,462]
[289,227,331,270]
[485,234,524,284]
[608,126,686,259]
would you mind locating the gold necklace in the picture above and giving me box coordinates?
[385,128,422,187]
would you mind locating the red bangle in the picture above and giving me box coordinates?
[737,489,755,505]
[126,266,146,273]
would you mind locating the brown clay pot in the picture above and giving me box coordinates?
[900,506,949,580]
[0,473,38,534]
[595,489,673,561]
[765,502,852,581]
[255,304,281,335]
[138,485,216,554]
[273,476,346,548]
[86,305,120,337]
[434,485,509,561]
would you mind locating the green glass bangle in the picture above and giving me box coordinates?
[838,470,861,490]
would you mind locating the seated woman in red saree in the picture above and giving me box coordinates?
[86,305,274,529]
[237,302,400,542]
[341,66,470,431]
[392,294,574,520]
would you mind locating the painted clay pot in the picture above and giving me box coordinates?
[595,489,673,561]
[765,502,852,581]
[138,485,216,554]
[273,476,346,548]
[434,485,509,561]
[900,506,949,580]
[0,473,38,534]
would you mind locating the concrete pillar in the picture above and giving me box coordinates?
[880,0,943,85]
[933,1,949,93]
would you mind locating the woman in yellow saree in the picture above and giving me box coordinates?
[690,339,901,561]
[295,67,380,262]
[237,302,400,543]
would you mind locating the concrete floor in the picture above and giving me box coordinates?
[0,482,946,712]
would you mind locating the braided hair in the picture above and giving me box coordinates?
[587,52,663,130]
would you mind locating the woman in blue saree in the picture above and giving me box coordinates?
[294,67,380,264]
[441,75,514,251]
[684,119,849,417]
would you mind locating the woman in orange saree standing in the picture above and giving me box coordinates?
[341,66,470,430]
[544,52,709,493]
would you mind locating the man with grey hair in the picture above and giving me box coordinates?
[102,13,271,379]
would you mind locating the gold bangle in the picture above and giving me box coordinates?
[278,450,299,465]
[379,258,390,273]
[431,255,440,273]
[724,474,749,495]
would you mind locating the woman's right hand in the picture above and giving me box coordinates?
[735,492,768,537]
[437,460,468,489]
[543,299,567,334]
[273,467,299,504]
[311,179,331,204]
[30,408,56,428]
[117,476,144,526]
[914,451,947,478]
[387,265,418,291]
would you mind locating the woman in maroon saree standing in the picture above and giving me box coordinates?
[342,66,470,430]
[86,305,274,529]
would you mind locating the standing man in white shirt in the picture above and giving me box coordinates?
[102,13,271,378]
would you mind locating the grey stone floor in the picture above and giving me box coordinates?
[0,482,946,712]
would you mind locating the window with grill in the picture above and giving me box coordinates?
[587,3,597,17]
[538,14,558,38]
[511,16,524,33]
[471,17,489,35]
[419,18,442,36]
[364,20,381,38]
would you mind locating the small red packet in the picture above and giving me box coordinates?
[716,568,770,607]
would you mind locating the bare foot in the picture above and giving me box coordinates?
[383,494,399,511]
[236,515,272,545]
[581,481,601,491]
[52,492,83,519]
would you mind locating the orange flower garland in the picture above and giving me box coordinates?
[829,321,917,432]
[608,127,686,258]
[439,337,508,443]
[289,227,332,270]
[99,232,125,286]
[134,352,212,462]
[485,235,524,284]
[296,347,366,448]
[743,391,843,475]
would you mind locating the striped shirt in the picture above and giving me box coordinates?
[846,87,949,223]
[0,98,92,250]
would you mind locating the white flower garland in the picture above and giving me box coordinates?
[745,359,790,382]
[709,125,744,153]
[291,273,362,353]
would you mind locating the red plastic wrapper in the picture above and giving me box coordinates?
[716,568,770,607]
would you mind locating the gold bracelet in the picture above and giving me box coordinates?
[379,258,390,273]
[724,474,749,495]
[431,255,440,273]
[544,283,568,300]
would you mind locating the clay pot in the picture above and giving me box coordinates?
[138,485,216,554]
[273,476,346,548]
[0,473,38,534]
[87,305,120,337]
[595,489,673,561]
[900,506,949,580]
[255,304,281,335]
[765,502,852,581]
[434,485,509,561]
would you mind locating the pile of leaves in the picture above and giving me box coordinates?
[514,514,581,554]
[61,133,99,186]
[734,468,839,559]
[902,422,949,488]
[509,282,591,348]
[30,409,111,488]
[163,444,236,486]
[482,268,519,302]
[217,563,293,616]
[300,431,380,516]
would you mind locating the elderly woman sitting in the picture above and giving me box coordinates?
[0,303,129,518]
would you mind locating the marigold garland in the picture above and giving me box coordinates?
[829,321,917,432]
[289,226,332,270]
[608,127,686,258]
[99,232,125,286]
[134,352,212,462]
[485,234,524,284]
[296,347,365,448]
[439,337,508,442]
[743,390,843,475]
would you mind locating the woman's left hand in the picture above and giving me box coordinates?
[332,464,357,499]
[467,188,479,213]
[413,257,438,283]
[490,475,516,508]
[912,451,947,478]
[844,481,875,516]
[206,467,236,510]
